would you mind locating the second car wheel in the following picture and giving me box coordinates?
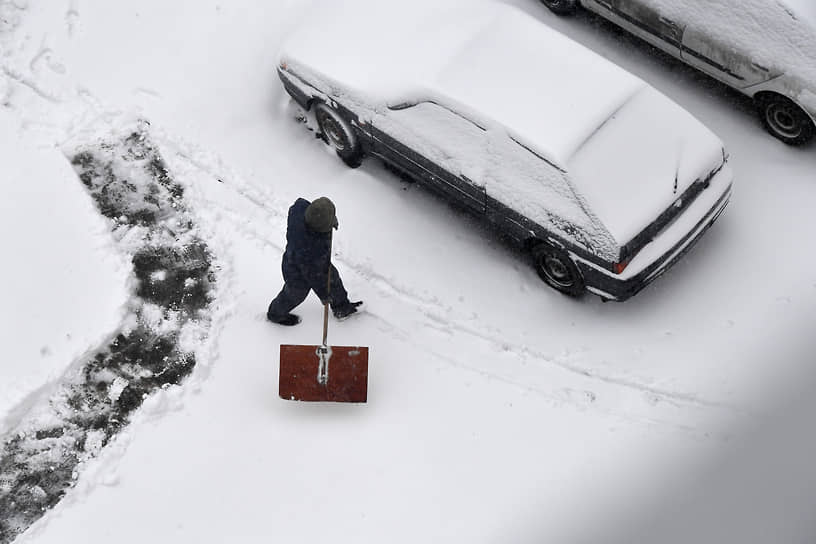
[540,0,578,15]
[314,102,364,167]
[756,94,815,146]
[532,244,585,297]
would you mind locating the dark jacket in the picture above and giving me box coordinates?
[282,198,332,300]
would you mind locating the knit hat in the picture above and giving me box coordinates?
[304,197,339,233]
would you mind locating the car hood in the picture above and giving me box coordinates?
[566,86,725,247]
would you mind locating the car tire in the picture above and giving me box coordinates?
[531,243,585,297]
[540,0,578,15]
[314,102,364,167]
[756,94,815,146]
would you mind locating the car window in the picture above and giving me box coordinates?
[486,131,608,252]
[387,102,487,184]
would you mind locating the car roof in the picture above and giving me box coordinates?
[280,0,647,166]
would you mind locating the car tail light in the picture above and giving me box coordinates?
[613,260,630,274]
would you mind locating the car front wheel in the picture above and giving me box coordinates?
[756,94,815,146]
[540,0,578,15]
[314,102,364,167]
[531,244,585,297]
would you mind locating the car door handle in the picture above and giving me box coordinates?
[751,61,770,72]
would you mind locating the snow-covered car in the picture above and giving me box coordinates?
[277,0,733,301]
[541,0,816,145]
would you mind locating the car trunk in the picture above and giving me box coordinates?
[566,86,726,263]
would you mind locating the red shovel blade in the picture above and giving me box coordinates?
[279,344,368,403]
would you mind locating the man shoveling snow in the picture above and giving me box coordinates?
[267,197,362,326]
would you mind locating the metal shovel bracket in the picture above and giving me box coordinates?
[316,344,331,385]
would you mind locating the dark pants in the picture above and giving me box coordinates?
[267,261,349,319]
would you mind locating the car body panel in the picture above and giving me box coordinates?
[584,0,683,54]
[680,27,780,88]
[577,0,816,124]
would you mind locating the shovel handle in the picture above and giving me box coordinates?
[322,233,332,347]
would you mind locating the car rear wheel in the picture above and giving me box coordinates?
[314,102,364,167]
[531,244,585,297]
[756,94,814,146]
[540,0,578,15]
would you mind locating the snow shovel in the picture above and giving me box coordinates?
[279,239,368,403]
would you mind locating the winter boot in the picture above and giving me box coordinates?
[267,313,301,326]
[333,300,363,320]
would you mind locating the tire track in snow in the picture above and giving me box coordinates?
[342,263,744,432]
[1,66,60,103]
[359,309,702,432]
[337,256,743,414]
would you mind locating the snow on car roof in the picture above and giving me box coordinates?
[280,0,647,165]
[429,10,647,164]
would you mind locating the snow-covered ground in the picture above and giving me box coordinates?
[0,114,129,436]
[2,0,816,542]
